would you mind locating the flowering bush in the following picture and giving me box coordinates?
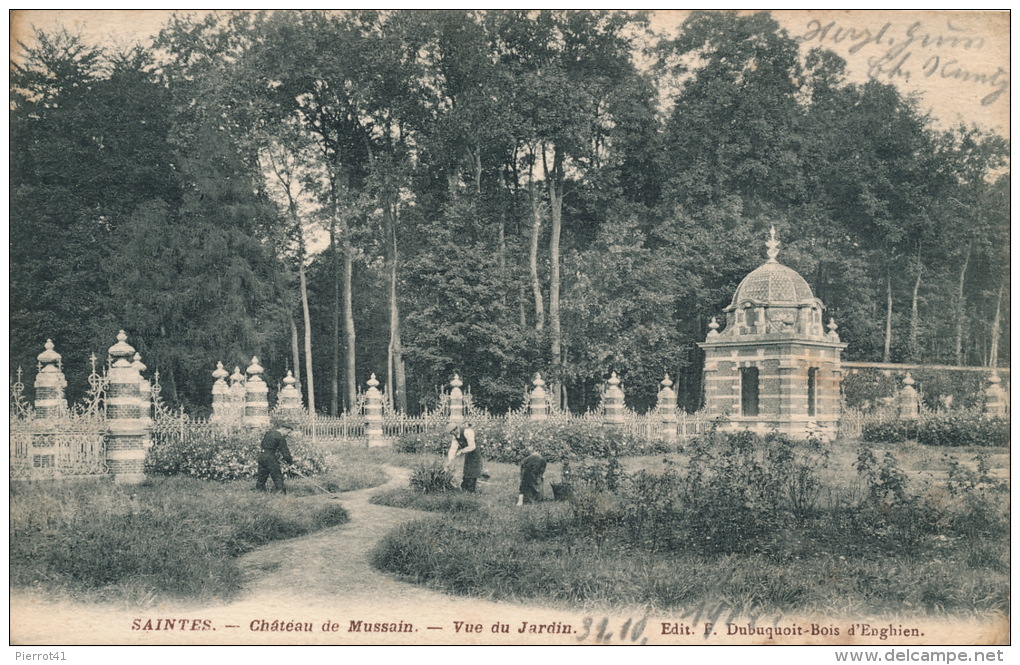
[393,419,671,465]
[146,427,329,480]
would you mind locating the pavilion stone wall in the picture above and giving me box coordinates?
[702,340,843,439]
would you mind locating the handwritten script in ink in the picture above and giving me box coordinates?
[798,19,1008,106]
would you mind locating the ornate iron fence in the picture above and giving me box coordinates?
[10,362,109,481]
[10,419,107,480]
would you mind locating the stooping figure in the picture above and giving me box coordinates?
[444,421,482,492]
[256,420,295,494]
[517,448,546,506]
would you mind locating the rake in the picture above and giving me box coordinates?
[287,466,340,498]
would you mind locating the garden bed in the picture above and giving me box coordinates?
[372,433,1009,616]
[10,475,351,605]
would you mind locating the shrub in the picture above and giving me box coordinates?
[146,427,328,480]
[409,462,455,493]
[941,453,1009,540]
[861,415,1009,447]
[916,415,1009,447]
[841,369,901,410]
[392,418,669,466]
[616,431,830,555]
[394,430,448,456]
[310,504,351,529]
[848,446,1007,551]
[861,419,918,443]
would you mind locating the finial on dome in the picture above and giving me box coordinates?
[766,225,780,263]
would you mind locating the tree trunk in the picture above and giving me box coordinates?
[473,146,482,196]
[342,240,357,412]
[386,198,407,412]
[908,268,922,362]
[267,147,314,413]
[329,176,356,414]
[989,279,1004,368]
[528,180,545,331]
[518,284,528,327]
[331,226,341,415]
[299,260,315,415]
[954,247,970,366]
[547,149,564,409]
[289,314,301,388]
[883,273,893,363]
[498,217,507,274]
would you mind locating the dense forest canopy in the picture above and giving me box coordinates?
[9,10,1010,415]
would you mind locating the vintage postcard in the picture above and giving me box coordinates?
[9,9,1010,652]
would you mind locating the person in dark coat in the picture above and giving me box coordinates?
[256,421,295,493]
[444,422,481,492]
[517,449,547,505]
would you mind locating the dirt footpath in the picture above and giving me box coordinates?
[10,466,587,646]
[9,467,1007,646]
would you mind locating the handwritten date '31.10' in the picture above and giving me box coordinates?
[577,616,649,645]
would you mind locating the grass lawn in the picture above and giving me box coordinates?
[9,444,396,606]
[370,438,1009,618]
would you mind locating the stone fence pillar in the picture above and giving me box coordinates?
[105,331,147,484]
[244,356,270,428]
[229,366,246,422]
[365,374,385,447]
[603,372,625,426]
[529,373,548,421]
[657,374,678,443]
[897,373,919,420]
[33,339,67,419]
[448,374,465,424]
[276,370,304,423]
[983,372,1008,418]
[210,362,230,422]
[132,352,153,449]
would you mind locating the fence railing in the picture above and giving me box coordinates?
[10,418,107,480]
[12,397,999,482]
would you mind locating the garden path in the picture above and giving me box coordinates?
[9,466,1007,646]
[10,466,586,645]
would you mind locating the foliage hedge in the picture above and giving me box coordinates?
[916,416,1009,447]
[394,418,673,464]
[843,367,1005,411]
[861,416,1009,447]
[146,428,328,480]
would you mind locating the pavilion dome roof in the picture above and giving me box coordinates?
[726,227,817,310]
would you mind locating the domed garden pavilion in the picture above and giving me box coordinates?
[698,228,846,441]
